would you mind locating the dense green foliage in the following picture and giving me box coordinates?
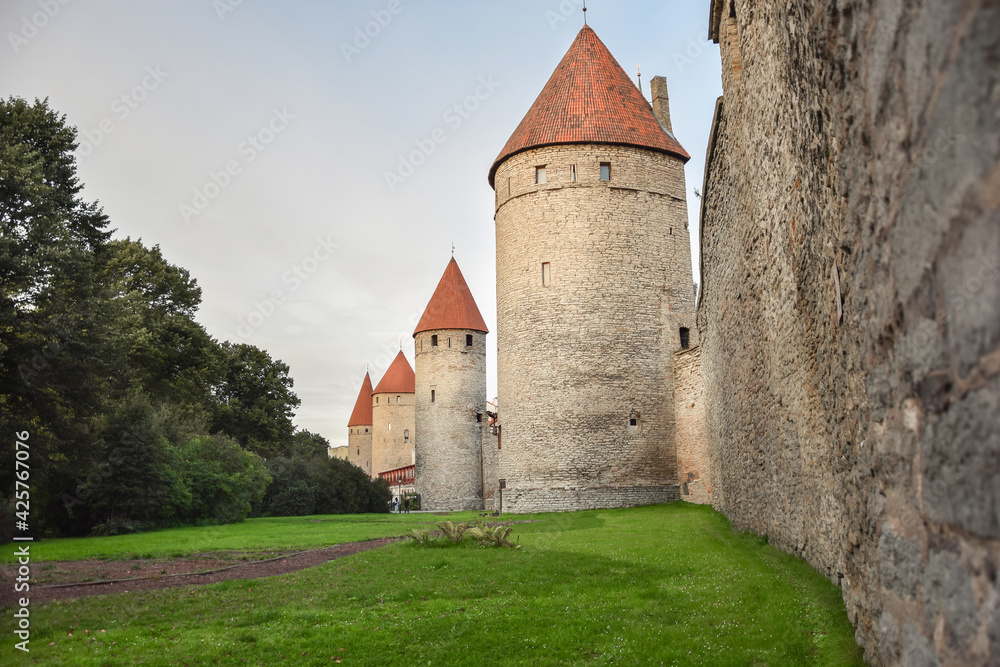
[256,432,391,517]
[0,97,378,538]
[1,505,866,665]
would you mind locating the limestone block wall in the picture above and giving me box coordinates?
[698,1,1000,664]
[673,346,711,504]
[347,427,372,476]
[494,143,695,513]
[371,393,414,476]
[481,420,499,511]
[414,329,486,511]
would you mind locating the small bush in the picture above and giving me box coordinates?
[406,529,432,545]
[435,521,469,544]
[467,524,520,548]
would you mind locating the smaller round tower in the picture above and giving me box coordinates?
[371,351,415,477]
[347,372,374,476]
[414,258,489,511]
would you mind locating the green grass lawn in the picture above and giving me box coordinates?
[0,511,482,563]
[1,503,866,665]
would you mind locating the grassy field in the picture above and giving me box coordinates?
[1,504,866,665]
[0,512,483,563]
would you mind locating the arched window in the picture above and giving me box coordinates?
[404,429,410,443]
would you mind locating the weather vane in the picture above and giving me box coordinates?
[452,242,455,257]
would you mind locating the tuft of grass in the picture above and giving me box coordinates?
[1,504,866,665]
[466,524,520,548]
[435,521,469,544]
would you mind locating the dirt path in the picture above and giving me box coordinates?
[0,538,399,605]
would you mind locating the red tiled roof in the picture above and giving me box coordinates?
[347,372,373,427]
[489,25,690,187]
[373,351,415,394]
[413,258,489,336]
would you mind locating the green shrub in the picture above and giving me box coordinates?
[466,524,520,548]
[435,521,469,544]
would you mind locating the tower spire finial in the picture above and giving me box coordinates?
[583,0,587,25]
[637,65,642,94]
[452,242,455,258]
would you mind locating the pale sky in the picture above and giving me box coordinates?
[1,0,721,447]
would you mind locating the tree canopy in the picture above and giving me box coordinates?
[1,97,385,539]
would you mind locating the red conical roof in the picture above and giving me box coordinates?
[489,25,689,187]
[347,372,373,427]
[413,258,489,337]
[373,351,415,394]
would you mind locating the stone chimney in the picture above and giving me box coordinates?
[650,75,673,135]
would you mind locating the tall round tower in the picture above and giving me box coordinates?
[347,371,374,476]
[371,351,415,478]
[489,26,697,512]
[413,258,489,511]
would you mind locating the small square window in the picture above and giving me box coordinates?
[466,334,473,347]
[600,162,611,181]
[630,418,638,427]
[680,327,690,350]
[535,166,547,184]
[431,334,438,347]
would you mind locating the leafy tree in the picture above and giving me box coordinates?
[288,429,330,458]
[256,451,390,517]
[84,392,189,535]
[179,434,270,524]
[97,238,222,408]
[209,342,301,458]
[0,97,115,533]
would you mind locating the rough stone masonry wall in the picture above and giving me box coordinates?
[414,329,486,511]
[347,428,372,476]
[673,346,711,505]
[494,143,695,513]
[371,393,415,476]
[698,0,999,664]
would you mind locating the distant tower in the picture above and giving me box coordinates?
[371,351,416,477]
[413,258,489,511]
[488,26,697,512]
[347,372,374,476]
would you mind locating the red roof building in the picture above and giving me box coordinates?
[413,258,489,336]
[372,351,415,394]
[347,372,373,427]
[489,25,689,187]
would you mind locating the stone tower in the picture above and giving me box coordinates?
[347,371,374,476]
[370,351,415,477]
[413,258,489,511]
[489,26,697,512]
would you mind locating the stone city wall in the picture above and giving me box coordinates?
[698,0,1000,663]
